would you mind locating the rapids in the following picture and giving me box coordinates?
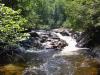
[0,30,100,75]
[55,32,89,55]
[22,30,99,75]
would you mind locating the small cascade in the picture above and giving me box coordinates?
[0,28,99,75]
[55,32,88,55]
[22,30,99,75]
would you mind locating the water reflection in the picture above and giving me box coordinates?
[0,53,100,75]
[0,64,25,75]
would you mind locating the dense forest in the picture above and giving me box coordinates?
[0,0,100,75]
[0,0,100,45]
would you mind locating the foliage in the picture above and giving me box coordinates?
[0,4,27,44]
[63,0,100,30]
[16,0,66,29]
[0,0,100,31]
[0,0,66,29]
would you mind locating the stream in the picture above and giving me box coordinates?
[0,30,100,75]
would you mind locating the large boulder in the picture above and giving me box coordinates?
[76,26,100,59]
[76,26,100,48]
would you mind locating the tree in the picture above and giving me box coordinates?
[15,0,66,29]
[0,0,67,29]
[63,0,100,31]
[0,4,27,44]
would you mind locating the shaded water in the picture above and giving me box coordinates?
[0,54,100,75]
[0,31,100,75]
[0,64,25,75]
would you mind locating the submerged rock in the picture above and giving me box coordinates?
[23,68,46,75]
[0,64,24,75]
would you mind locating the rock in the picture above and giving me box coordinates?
[76,26,100,61]
[40,34,49,43]
[58,39,68,48]
[0,45,25,64]
[19,38,35,49]
[42,41,53,49]
[60,29,71,36]
[50,32,59,39]
[29,31,40,37]
[52,28,70,36]
[60,31,69,36]
[76,26,100,48]
[19,37,42,49]
[42,38,67,50]
[50,39,68,49]
[71,31,82,39]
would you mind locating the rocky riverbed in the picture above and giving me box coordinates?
[0,28,100,75]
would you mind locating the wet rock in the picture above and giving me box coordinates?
[60,29,71,36]
[40,35,49,43]
[50,32,59,39]
[42,38,68,50]
[29,31,40,37]
[76,26,100,60]
[52,28,70,36]
[20,30,67,50]
[19,38,34,49]
[42,41,53,49]
[19,37,42,49]
[0,45,25,64]
[51,39,68,49]
[89,45,100,58]
[76,26,100,48]
[71,31,82,40]
[60,31,69,36]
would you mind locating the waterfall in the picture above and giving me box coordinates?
[55,32,88,55]
[23,30,90,75]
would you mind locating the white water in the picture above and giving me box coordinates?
[55,32,88,55]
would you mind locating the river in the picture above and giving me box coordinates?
[0,30,100,75]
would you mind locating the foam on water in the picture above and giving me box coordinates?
[55,32,88,55]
